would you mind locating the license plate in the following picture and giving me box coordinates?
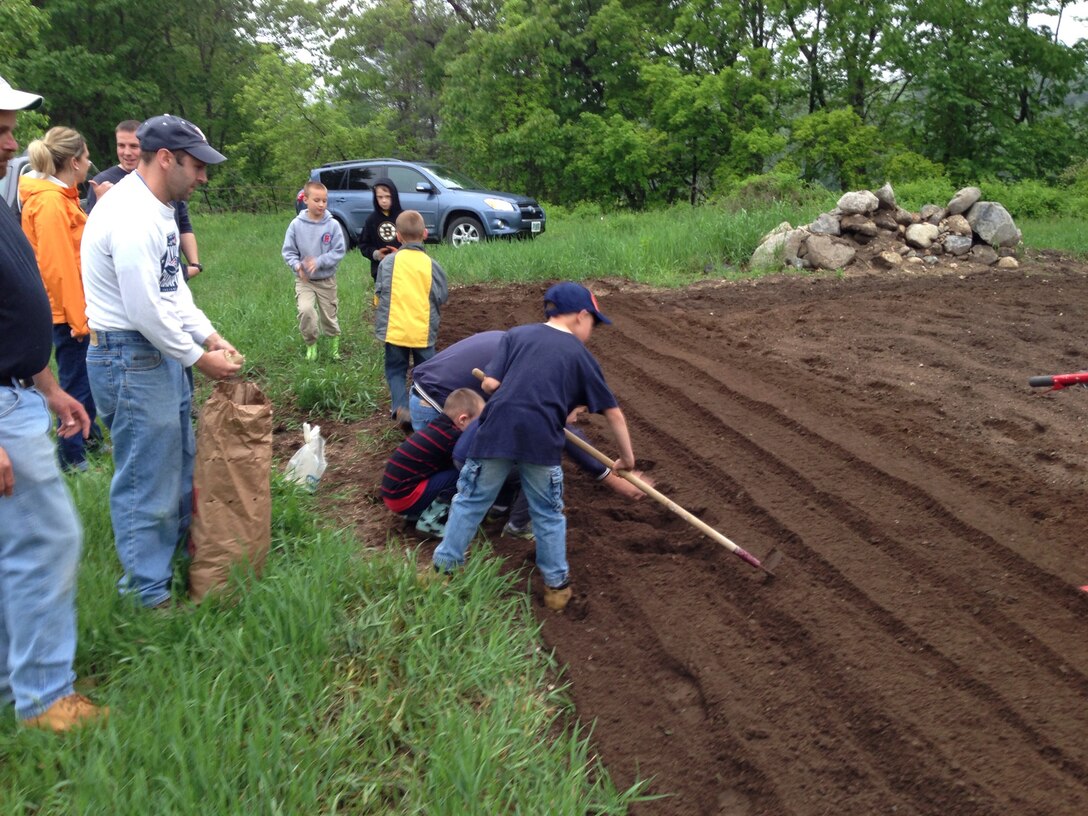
[531,220,542,233]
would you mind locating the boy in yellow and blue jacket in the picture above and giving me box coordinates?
[374,210,448,428]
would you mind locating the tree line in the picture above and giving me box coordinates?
[3,0,1086,208]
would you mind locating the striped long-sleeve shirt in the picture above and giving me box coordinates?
[381,414,461,512]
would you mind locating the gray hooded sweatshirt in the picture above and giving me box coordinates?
[281,210,346,281]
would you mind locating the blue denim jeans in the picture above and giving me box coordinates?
[52,324,102,470]
[87,331,194,607]
[385,344,435,418]
[433,458,569,588]
[0,385,81,719]
[408,387,441,432]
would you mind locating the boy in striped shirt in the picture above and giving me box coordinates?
[381,388,484,536]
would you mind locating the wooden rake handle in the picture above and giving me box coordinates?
[470,369,780,576]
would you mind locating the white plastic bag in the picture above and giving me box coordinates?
[284,422,326,492]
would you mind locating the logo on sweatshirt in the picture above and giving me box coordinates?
[322,231,333,246]
[159,231,180,292]
[378,220,396,243]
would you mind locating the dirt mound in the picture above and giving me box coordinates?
[319,252,1088,815]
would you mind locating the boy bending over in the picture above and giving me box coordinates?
[430,283,635,611]
[382,388,484,537]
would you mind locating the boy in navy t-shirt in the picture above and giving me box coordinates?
[430,282,636,611]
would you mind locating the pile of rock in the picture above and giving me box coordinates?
[750,183,1023,273]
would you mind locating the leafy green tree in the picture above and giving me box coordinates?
[226,49,373,187]
[790,106,883,189]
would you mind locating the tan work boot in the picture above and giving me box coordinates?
[543,584,572,611]
[22,694,109,732]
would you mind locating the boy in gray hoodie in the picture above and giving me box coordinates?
[282,181,346,360]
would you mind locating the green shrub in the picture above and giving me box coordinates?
[717,170,835,212]
[893,177,957,211]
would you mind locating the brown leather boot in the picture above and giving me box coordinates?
[22,693,109,732]
[543,584,572,611]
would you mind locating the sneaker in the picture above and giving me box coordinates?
[543,583,572,611]
[329,336,341,360]
[415,500,450,538]
[22,693,109,732]
[502,521,534,541]
[305,344,318,362]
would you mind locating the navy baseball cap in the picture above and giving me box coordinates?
[136,114,226,164]
[543,282,612,325]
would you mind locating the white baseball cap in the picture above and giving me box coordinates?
[0,76,43,111]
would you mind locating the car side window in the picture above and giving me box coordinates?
[319,168,348,190]
[386,167,428,193]
[348,166,379,191]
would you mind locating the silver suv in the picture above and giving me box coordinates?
[298,158,546,247]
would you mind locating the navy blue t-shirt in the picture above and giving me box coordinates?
[470,323,617,466]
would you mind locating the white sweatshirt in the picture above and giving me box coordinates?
[81,171,214,367]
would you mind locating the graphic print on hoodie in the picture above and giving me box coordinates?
[358,177,403,281]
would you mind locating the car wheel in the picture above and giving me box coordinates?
[446,216,484,247]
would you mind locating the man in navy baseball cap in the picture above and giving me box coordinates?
[136,114,226,164]
[543,281,612,325]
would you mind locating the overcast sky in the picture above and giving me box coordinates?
[1032,2,1088,43]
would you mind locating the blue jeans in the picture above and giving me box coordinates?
[52,324,102,469]
[433,458,569,588]
[385,344,434,418]
[408,386,442,432]
[0,385,81,719]
[87,331,195,607]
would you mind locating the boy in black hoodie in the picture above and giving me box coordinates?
[358,178,403,281]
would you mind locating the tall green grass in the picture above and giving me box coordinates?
[1,464,644,813]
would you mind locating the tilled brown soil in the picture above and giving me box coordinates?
[317,252,1088,815]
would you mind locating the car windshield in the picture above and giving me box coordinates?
[422,164,485,191]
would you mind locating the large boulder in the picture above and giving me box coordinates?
[947,186,982,215]
[942,214,972,236]
[807,212,841,236]
[894,206,916,225]
[874,182,897,210]
[874,251,903,269]
[840,214,878,237]
[942,234,973,256]
[805,234,857,270]
[905,222,940,249]
[750,227,807,270]
[837,190,879,215]
[920,204,945,224]
[965,201,1020,247]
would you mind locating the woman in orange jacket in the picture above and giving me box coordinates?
[19,126,101,470]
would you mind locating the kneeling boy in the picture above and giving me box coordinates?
[431,282,636,611]
[382,388,484,536]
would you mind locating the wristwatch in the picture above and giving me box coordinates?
[189,262,204,272]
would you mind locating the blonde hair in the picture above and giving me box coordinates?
[443,388,484,421]
[396,210,426,241]
[27,126,86,177]
[303,180,327,197]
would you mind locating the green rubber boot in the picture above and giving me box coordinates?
[329,336,341,360]
[305,343,317,362]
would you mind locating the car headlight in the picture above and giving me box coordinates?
[484,197,516,212]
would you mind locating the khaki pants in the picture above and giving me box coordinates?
[295,276,340,344]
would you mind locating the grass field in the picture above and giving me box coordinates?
[2,200,1083,813]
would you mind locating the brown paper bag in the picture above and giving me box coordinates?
[189,380,273,602]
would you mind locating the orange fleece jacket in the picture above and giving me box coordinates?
[19,175,89,336]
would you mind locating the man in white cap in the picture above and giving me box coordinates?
[0,75,108,730]
[82,114,242,609]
